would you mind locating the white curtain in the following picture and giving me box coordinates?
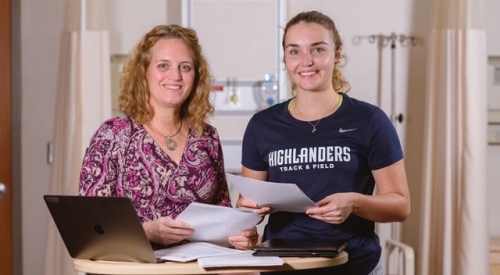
[419,0,489,274]
[44,0,111,274]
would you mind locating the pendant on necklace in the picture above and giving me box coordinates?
[311,126,317,133]
[165,136,178,151]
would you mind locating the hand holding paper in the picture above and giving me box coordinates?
[226,173,318,213]
[176,202,261,247]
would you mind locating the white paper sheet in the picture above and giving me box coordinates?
[176,202,261,247]
[154,242,247,262]
[226,173,318,213]
[197,251,284,268]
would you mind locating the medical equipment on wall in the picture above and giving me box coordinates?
[210,74,279,114]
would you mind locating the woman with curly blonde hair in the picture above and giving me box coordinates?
[119,24,214,135]
[79,24,258,250]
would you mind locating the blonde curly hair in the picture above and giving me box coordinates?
[118,24,214,134]
[283,11,351,95]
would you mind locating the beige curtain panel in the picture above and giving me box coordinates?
[43,1,112,275]
[419,0,489,274]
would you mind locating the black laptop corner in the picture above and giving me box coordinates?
[43,195,158,263]
[252,238,349,258]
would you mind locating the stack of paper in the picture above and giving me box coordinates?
[197,251,284,268]
[154,242,284,268]
[154,242,247,262]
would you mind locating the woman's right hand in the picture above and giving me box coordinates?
[238,167,273,216]
[236,195,273,216]
[143,217,195,246]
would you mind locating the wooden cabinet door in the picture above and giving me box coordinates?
[0,0,13,273]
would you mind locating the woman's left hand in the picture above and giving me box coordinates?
[306,192,355,224]
[228,226,259,250]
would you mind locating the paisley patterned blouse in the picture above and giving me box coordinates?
[78,116,231,225]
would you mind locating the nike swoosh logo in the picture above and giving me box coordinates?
[339,128,357,133]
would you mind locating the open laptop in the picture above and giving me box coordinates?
[43,195,159,263]
[252,238,350,258]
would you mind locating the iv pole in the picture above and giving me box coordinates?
[367,32,418,241]
[368,33,418,127]
[389,32,401,241]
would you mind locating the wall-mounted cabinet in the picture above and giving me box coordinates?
[489,57,500,145]
[487,0,500,56]
[188,0,279,81]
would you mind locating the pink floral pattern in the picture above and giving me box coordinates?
[79,116,231,223]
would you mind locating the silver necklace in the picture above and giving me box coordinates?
[295,106,321,133]
[294,97,337,133]
[149,120,183,151]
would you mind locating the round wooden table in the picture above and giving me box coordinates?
[74,251,348,274]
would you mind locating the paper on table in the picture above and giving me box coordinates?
[226,173,318,213]
[197,251,284,268]
[176,202,261,247]
[154,241,247,262]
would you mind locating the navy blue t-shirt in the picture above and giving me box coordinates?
[242,93,403,275]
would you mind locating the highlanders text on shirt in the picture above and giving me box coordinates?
[268,146,351,167]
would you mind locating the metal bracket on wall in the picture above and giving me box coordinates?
[352,33,423,126]
[47,142,53,165]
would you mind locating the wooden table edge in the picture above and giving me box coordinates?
[74,251,348,275]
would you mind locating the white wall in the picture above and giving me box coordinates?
[102,0,176,55]
[19,0,65,274]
